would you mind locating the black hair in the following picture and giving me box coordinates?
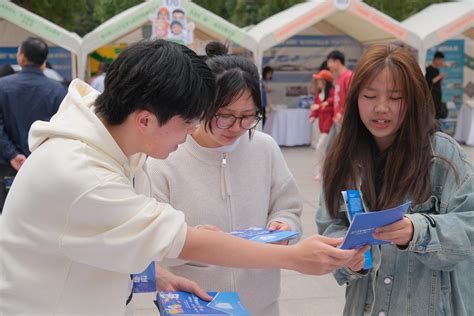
[323,80,333,102]
[172,8,185,16]
[204,44,262,137]
[319,60,328,71]
[171,20,183,28]
[99,61,110,73]
[433,51,445,60]
[262,66,273,80]
[327,50,345,65]
[95,39,217,126]
[19,37,48,65]
[0,64,15,78]
[205,41,228,58]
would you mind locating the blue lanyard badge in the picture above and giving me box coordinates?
[341,190,373,269]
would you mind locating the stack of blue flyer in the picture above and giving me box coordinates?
[229,227,299,243]
[155,291,250,316]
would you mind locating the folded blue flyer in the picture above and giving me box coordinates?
[229,227,299,243]
[340,201,412,250]
[155,291,250,315]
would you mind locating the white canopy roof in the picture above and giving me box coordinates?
[402,1,474,51]
[248,0,421,71]
[80,0,257,79]
[0,1,81,55]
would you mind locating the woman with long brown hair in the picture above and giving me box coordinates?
[316,44,474,315]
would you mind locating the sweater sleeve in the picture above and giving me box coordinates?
[265,138,303,242]
[61,174,187,274]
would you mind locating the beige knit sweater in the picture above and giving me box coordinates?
[146,131,303,316]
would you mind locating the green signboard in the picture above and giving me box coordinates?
[0,2,64,42]
[96,2,160,45]
[183,2,245,45]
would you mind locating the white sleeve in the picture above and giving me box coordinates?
[60,173,187,274]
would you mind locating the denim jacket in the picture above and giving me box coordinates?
[316,132,474,316]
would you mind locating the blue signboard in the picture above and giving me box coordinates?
[0,46,72,81]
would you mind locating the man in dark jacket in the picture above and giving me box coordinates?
[0,37,66,212]
[425,51,447,119]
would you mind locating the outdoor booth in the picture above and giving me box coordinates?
[402,1,474,139]
[247,0,420,146]
[0,0,82,82]
[80,0,258,81]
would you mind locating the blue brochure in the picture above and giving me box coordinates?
[132,262,156,293]
[155,291,251,316]
[340,201,412,250]
[229,227,299,243]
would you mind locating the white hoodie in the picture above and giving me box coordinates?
[0,79,187,315]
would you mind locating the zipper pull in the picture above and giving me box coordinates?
[222,153,227,166]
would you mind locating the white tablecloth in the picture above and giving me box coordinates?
[263,108,312,146]
[454,104,474,147]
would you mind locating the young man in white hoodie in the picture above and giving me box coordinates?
[0,40,365,315]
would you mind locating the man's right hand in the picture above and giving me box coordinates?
[287,234,367,275]
[10,154,26,171]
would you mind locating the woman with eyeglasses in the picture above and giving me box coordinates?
[145,42,302,316]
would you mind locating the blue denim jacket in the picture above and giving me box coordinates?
[316,132,474,316]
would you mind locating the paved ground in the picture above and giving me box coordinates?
[136,143,474,315]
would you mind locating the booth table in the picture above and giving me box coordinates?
[454,104,474,147]
[263,107,312,146]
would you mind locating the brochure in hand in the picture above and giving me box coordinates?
[229,227,299,243]
[155,291,251,316]
[340,200,412,250]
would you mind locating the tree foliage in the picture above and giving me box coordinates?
[13,0,449,36]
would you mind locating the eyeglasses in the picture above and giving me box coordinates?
[214,113,262,130]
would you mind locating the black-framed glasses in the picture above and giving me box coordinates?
[214,113,262,130]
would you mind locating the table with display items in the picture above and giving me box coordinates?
[263,106,312,146]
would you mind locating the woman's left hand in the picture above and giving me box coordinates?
[268,221,292,245]
[373,216,414,246]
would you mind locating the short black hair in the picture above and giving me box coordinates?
[171,20,183,28]
[205,41,228,58]
[0,64,15,78]
[173,9,185,16]
[433,51,445,60]
[19,37,48,65]
[205,55,263,136]
[327,50,345,65]
[95,39,217,126]
[262,66,273,80]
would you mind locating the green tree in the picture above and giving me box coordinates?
[364,0,448,21]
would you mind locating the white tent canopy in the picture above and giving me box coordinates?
[0,1,81,56]
[80,0,257,80]
[248,0,421,71]
[402,1,474,69]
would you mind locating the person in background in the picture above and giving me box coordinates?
[261,65,274,127]
[425,51,448,121]
[0,64,15,78]
[327,50,352,128]
[90,61,109,93]
[316,44,474,315]
[147,42,302,316]
[0,39,364,315]
[0,37,66,213]
[308,69,335,181]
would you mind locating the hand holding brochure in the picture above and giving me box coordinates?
[340,201,411,250]
[229,227,299,243]
[155,291,250,316]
